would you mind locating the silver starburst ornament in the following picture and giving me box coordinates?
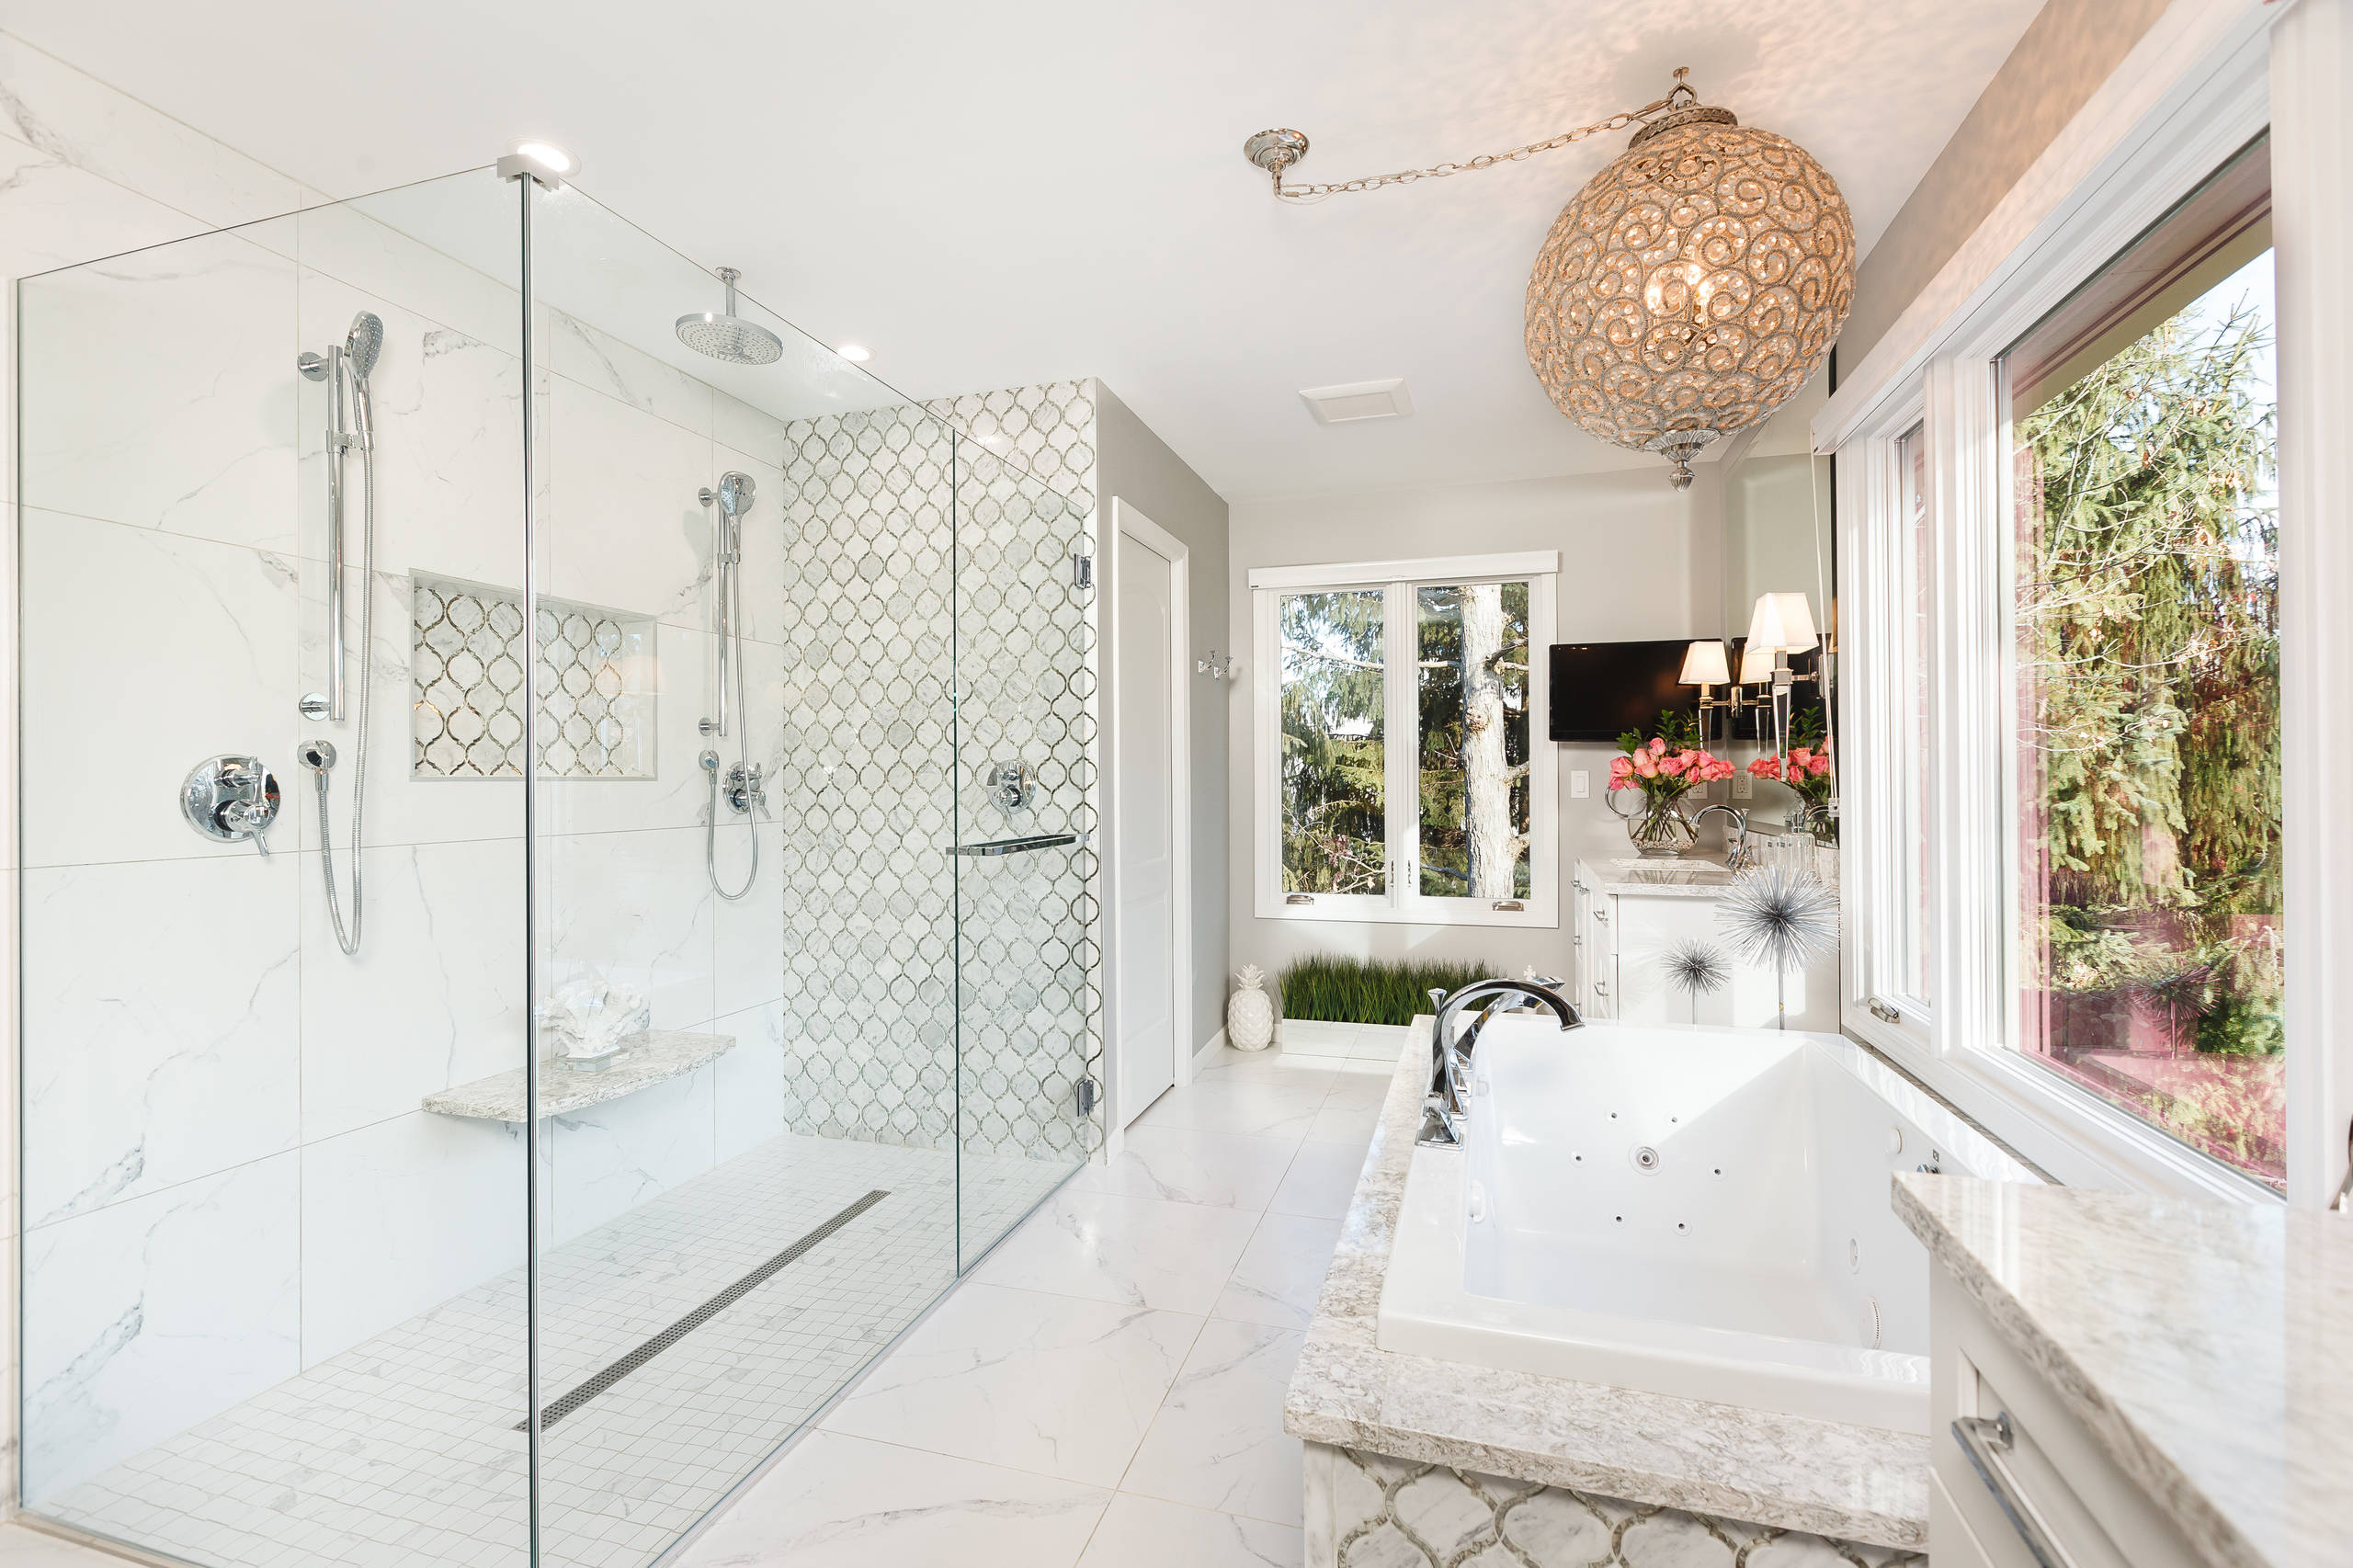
[1662,940,1730,998]
[1719,866,1839,974]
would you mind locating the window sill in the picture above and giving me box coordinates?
[1256,896,1558,930]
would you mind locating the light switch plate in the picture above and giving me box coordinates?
[1570,769,1590,800]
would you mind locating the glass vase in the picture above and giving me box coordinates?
[1626,795,1699,858]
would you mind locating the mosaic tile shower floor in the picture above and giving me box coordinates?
[36,1135,1073,1568]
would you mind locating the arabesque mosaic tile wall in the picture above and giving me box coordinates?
[775,381,1101,1163]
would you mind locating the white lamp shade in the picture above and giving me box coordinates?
[1737,641,1775,684]
[1678,639,1731,686]
[1746,591,1819,653]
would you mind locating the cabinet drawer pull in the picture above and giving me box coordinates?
[1952,1413,2081,1568]
[1592,909,1609,924]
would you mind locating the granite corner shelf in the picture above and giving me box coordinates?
[423,1030,735,1121]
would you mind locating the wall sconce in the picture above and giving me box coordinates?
[1745,591,1819,756]
[1197,649,1237,680]
[1678,639,1731,748]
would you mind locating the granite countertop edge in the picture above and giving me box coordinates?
[1282,1021,1931,1551]
[1892,1174,2269,1568]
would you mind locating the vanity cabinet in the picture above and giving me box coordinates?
[1570,857,1836,1029]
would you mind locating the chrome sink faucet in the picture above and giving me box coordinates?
[1694,801,1754,870]
[1417,978,1581,1148]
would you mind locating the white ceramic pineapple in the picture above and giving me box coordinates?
[1228,965,1275,1051]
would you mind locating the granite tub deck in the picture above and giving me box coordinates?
[1283,1017,1933,1552]
[1895,1174,2353,1568]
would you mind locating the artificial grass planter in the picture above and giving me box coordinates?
[1279,954,1495,1028]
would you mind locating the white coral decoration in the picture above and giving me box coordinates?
[1663,940,1731,998]
[1718,867,1840,973]
[1228,963,1276,1051]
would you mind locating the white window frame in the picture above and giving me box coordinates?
[1820,0,2353,1205]
[1251,551,1559,928]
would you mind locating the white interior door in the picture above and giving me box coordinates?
[1115,515,1181,1124]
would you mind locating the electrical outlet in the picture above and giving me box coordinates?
[1570,769,1590,800]
[1732,772,1753,800]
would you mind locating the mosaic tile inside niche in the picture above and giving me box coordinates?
[776,381,1102,1164]
[413,575,657,778]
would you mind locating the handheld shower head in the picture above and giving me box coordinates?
[345,312,383,380]
[676,267,784,366]
[716,471,755,517]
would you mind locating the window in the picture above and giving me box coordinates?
[1896,422,1934,1006]
[1253,553,1557,926]
[2000,140,2280,1190]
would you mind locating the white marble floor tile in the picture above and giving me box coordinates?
[1324,1072,1396,1109]
[821,1283,1200,1487]
[1140,1079,1330,1141]
[1302,1099,1385,1146]
[1271,1141,1374,1221]
[1214,1213,1345,1330]
[1074,1494,1302,1568]
[1118,1319,1307,1527]
[675,1431,1108,1568]
[1076,1125,1301,1210]
[973,1188,1257,1314]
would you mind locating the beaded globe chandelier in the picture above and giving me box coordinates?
[1245,71,1855,489]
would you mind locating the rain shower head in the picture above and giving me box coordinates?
[345,312,383,380]
[676,267,783,366]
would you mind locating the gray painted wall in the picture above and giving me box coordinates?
[1095,381,1233,1060]
[1842,0,2174,366]
[1225,466,1718,986]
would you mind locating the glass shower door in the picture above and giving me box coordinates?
[15,167,535,1566]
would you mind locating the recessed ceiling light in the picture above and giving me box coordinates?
[514,141,574,175]
[836,344,871,362]
[1299,377,1414,425]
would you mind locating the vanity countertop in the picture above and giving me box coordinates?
[1283,1022,1933,1549]
[1579,855,1742,897]
[1894,1173,2353,1568]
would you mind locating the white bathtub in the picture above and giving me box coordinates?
[1377,1018,2037,1434]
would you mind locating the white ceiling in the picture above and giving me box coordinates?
[2,0,2043,501]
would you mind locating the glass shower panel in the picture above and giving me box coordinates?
[519,178,962,1568]
[951,440,1100,1269]
[15,169,532,1566]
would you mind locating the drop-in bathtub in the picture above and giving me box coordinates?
[1377,1018,2037,1434]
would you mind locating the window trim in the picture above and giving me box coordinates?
[1831,24,2301,1203]
[1250,551,1560,928]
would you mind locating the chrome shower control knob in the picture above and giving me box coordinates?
[181,755,280,853]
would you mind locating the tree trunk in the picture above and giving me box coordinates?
[1461,583,1515,899]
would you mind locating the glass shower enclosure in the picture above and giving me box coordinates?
[13,161,1097,1568]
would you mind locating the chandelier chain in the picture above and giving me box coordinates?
[1272,75,1693,201]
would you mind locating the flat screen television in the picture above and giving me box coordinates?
[1547,640,1694,743]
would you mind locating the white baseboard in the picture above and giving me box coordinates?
[1190,1028,1227,1078]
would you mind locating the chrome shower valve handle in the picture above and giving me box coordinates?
[181,755,280,856]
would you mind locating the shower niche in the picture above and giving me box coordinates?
[410,573,658,779]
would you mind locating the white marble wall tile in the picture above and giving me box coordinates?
[972,1187,1256,1315]
[0,35,303,229]
[299,1109,524,1366]
[820,1281,1199,1487]
[1120,1318,1305,1526]
[294,185,522,358]
[672,1429,1108,1568]
[1076,1493,1303,1568]
[17,225,300,553]
[20,1153,301,1502]
[20,855,298,1226]
[712,822,784,1018]
[18,511,299,868]
[540,824,715,1032]
[544,374,716,631]
[299,839,528,1142]
[712,392,784,471]
[548,310,714,437]
[711,1001,785,1160]
[292,269,526,585]
[0,129,210,278]
[548,1064,718,1244]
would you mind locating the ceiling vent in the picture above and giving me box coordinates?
[1299,378,1414,426]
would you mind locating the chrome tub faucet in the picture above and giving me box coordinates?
[1418,978,1581,1148]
